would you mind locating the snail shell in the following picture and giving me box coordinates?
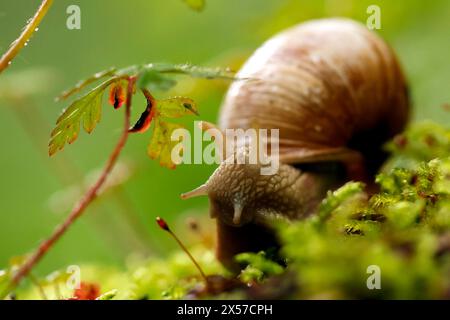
[220,18,409,174]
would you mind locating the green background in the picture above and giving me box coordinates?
[0,0,449,274]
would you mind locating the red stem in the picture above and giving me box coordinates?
[5,76,137,295]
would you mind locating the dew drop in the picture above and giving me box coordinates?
[8,61,11,65]
[35,27,39,31]
[24,42,28,46]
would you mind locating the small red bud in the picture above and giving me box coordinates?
[156,216,170,231]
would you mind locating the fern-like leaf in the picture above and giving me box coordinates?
[56,67,117,101]
[49,78,119,156]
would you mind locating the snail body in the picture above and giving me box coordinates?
[182,18,409,270]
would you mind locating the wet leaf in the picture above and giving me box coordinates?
[56,67,116,101]
[49,78,119,156]
[142,63,236,80]
[50,62,233,159]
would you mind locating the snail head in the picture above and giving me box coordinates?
[181,159,271,227]
[180,147,315,227]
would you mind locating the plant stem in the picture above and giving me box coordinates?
[5,76,137,296]
[169,229,209,285]
[0,0,54,74]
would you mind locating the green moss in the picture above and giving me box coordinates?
[235,251,284,283]
[275,122,450,298]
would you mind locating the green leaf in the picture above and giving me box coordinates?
[157,97,198,118]
[49,78,118,156]
[136,63,237,92]
[182,0,205,11]
[145,96,198,169]
[143,63,236,80]
[148,119,184,169]
[51,62,232,160]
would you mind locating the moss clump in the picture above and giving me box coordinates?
[279,157,450,299]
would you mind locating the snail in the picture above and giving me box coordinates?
[181,18,409,270]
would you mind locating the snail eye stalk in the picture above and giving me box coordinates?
[180,184,209,199]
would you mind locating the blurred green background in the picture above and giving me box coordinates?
[0,0,449,275]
